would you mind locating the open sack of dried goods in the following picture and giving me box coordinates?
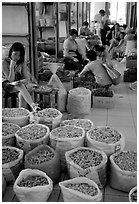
[65,147,108,187]
[25,144,61,183]
[110,151,137,192]
[30,108,62,130]
[59,177,102,202]
[61,119,94,133]
[49,125,85,171]
[86,126,125,156]
[2,146,23,183]
[67,87,91,115]
[13,169,53,202]
[2,122,20,146]
[2,108,30,127]
[15,124,50,154]
[129,186,137,202]
[2,175,6,197]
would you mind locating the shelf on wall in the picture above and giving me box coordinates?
[2,2,27,6]
[2,33,29,38]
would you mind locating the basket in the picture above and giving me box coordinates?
[13,169,53,202]
[59,177,102,202]
[110,151,137,192]
[30,108,62,130]
[2,108,30,127]
[65,147,108,187]
[25,144,61,183]
[15,124,50,154]
[2,122,20,146]
[49,125,85,171]
[129,186,137,202]
[2,146,24,184]
[86,126,125,156]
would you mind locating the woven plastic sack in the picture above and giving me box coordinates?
[15,124,50,154]
[65,147,108,187]
[129,186,137,202]
[2,122,20,146]
[13,169,53,202]
[49,125,85,171]
[59,177,102,202]
[86,126,125,156]
[30,108,62,130]
[67,87,91,115]
[110,151,137,192]
[2,146,23,183]
[2,108,30,127]
[25,144,61,183]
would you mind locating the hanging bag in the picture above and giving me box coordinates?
[103,64,122,85]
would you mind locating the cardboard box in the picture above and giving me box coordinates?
[93,94,115,109]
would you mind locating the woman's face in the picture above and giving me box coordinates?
[11,51,20,62]
[71,34,77,40]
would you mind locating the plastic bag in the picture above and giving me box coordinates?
[59,177,102,202]
[13,169,53,202]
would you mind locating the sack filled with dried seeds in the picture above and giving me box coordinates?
[129,186,137,202]
[59,177,102,202]
[65,146,108,188]
[2,146,23,184]
[2,108,30,127]
[15,124,50,154]
[13,169,53,202]
[25,144,61,183]
[86,126,125,156]
[110,151,137,192]
[2,122,20,146]
[49,125,85,171]
[30,108,63,130]
[67,87,91,115]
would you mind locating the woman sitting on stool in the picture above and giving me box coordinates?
[63,29,88,72]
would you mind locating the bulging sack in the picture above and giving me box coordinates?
[13,169,53,202]
[59,177,102,202]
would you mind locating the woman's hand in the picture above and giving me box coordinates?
[10,60,16,68]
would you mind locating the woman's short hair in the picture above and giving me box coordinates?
[82,21,89,26]
[9,42,25,64]
[93,44,105,52]
[87,50,97,61]
[69,29,78,36]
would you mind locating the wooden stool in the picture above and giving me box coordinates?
[3,92,18,108]
[34,85,58,109]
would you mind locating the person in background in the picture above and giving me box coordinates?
[93,44,113,68]
[2,42,40,111]
[79,21,91,37]
[78,50,112,88]
[109,31,126,59]
[108,23,121,53]
[95,9,109,46]
[63,29,88,72]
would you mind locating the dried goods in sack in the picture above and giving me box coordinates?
[67,87,91,115]
[110,151,137,192]
[86,126,125,156]
[2,175,6,197]
[129,186,137,202]
[61,119,94,133]
[65,147,108,187]
[2,146,23,183]
[59,177,102,202]
[2,122,20,146]
[2,108,30,127]
[30,108,62,130]
[25,144,61,183]
[13,169,53,202]
[15,124,50,154]
[49,125,85,171]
